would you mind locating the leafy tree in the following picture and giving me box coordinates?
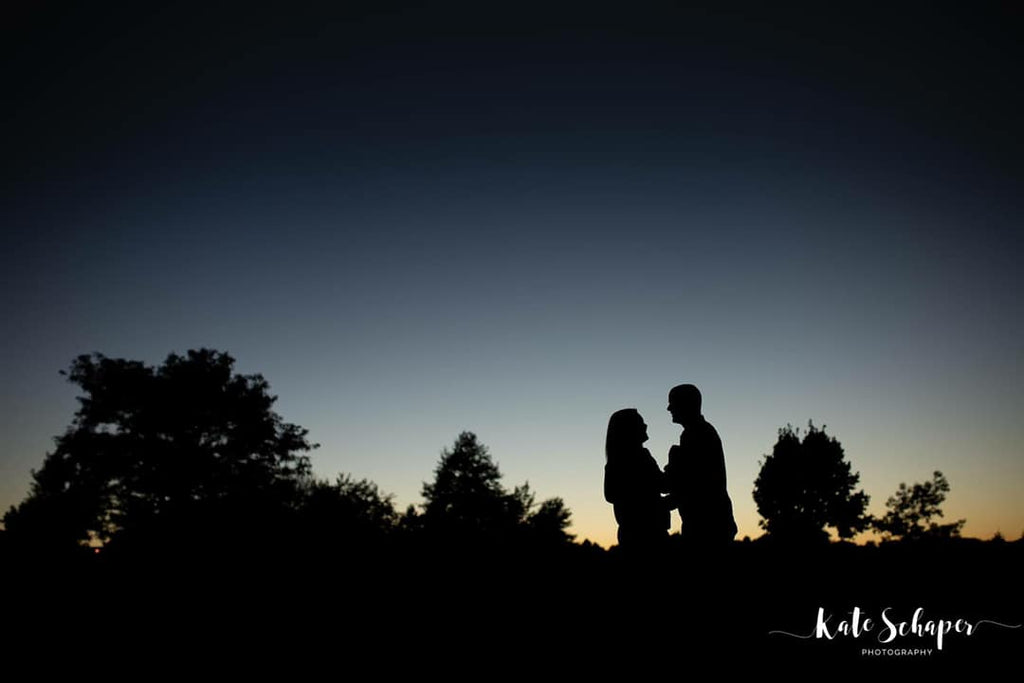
[397,503,424,535]
[506,481,575,543]
[525,497,575,544]
[873,471,965,541]
[753,423,870,542]
[300,474,398,536]
[3,349,315,550]
[290,474,399,564]
[420,431,573,543]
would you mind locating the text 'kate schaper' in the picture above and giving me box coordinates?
[814,606,975,650]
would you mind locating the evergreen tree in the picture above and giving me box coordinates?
[420,431,573,543]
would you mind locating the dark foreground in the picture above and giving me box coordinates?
[3,537,1020,674]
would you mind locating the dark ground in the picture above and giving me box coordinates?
[3,537,1020,674]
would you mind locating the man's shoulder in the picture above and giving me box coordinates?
[684,417,722,447]
[702,418,721,438]
[686,416,718,434]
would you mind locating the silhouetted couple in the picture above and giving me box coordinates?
[604,384,737,553]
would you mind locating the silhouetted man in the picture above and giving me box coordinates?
[665,384,737,546]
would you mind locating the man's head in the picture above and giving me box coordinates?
[668,384,702,426]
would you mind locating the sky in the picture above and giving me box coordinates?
[3,1,1022,547]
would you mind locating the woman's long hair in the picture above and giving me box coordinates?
[606,408,642,463]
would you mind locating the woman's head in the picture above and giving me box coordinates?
[606,408,648,461]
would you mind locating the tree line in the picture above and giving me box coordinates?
[2,348,981,560]
[1,350,572,563]
[754,422,967,544]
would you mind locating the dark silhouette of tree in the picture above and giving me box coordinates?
[753,423,869,543]
[288,474,400,569]
[507,481,575,543]
[397,503,424,536]
[419,431,573,543]
[525,497,575,543]
[3,349,315,551]
[299,474,398,539]
[422,431,513,534]
[873,470,965,541]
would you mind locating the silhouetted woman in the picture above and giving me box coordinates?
[604,408,670,551]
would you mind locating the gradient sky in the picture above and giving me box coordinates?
[3,2,1021,547]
